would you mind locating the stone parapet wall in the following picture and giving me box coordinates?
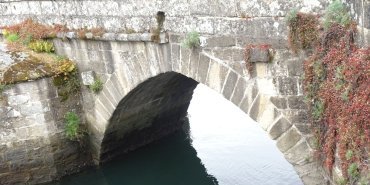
[0,0,329,34]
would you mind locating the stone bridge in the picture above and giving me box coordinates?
[0,0,369,184]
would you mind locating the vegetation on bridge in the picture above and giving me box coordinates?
[0,19,81,102]
[287,1,369,184]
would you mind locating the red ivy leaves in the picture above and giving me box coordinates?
[304,23,369,179]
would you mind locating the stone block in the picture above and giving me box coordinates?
[202,36,236,47]
[231,78,247,106]
[8,95,30,106]
[205,60,229,93]
[274,76,299,95]
[188,49,200,79]
[293,161,321,176]
[276,127,302,153]
[196,54,210,84]
[81,71,96,86]
[294,123,311,135]
[288,96,307,109]
[5,148,26,161]
[287,59,304,77]
[180,47,190,75]
[171,44,181,72]
[222,71,238,100]
[270,96,287,109]
[249,47,270,63]
[301,171,328,185]
[20,102,47,116]
[269,117,292,140]
[99,41,112,51]
[101,33,116,41]
[248,94,260,121]
[284,140,311,165]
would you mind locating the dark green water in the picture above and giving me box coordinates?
[48,85,302,185]
[48,127,218,185]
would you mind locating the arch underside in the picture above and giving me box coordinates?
[100,72,198,162]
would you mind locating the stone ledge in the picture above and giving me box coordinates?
[0,29,169,44]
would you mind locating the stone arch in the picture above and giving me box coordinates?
[79,40,325,184]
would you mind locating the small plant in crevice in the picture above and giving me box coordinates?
[64,111,82,141]
[181,30,200,49]
[89,77,103,94]
[53,69,81,102]
[151,11,166,43]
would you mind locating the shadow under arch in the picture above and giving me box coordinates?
[100,72,199,162]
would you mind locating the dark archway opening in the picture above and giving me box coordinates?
[100,72,198,162]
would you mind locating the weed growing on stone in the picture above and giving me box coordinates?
[65,111,81,141]
[53,69,81,102]
[28,40,55,53]
[1,18,66,40]
[89,77,103,94]
[181,31,200,49]
[5,33,20,42]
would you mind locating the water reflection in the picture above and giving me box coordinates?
[188,84,302,185]
[47,121,218,185]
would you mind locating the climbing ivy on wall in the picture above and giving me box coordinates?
[287,2,369,184]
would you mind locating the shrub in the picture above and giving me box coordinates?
[89,77,103,94]
[28,40,55,53]
[65,112,81,141]
[182,31,200,49]
[324,0,351,29]
[348,163,359,180]
[6,33,20,42]
[286,12,319,53]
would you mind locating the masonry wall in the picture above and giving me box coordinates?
[0,78,88,185]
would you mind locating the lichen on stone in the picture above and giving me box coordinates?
[0,42,76,85]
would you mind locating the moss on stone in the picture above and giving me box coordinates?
[1,49,76,85]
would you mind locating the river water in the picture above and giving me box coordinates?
[47,84,303,185]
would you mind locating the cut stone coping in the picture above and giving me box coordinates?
[0,29,169,43]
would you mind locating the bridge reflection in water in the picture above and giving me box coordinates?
[46,84,302,185]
